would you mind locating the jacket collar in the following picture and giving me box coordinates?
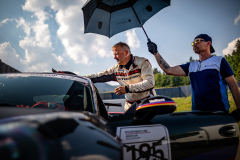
[119,54,136,70]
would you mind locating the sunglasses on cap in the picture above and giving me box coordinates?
[191,39,207,46]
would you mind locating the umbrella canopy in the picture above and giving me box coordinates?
[82,0,170,39]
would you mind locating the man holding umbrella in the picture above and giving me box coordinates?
[147,34,240,121]
[85,42,156,111]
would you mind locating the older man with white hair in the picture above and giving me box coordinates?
[85,42,156,111]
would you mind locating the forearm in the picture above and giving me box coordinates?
[154,52,186,76]
[84,66,116,83]
[229,85,240,109]
[229,84,240,122]
[154,52,170,74]
[128,78,155,93]
[87,74,115,83]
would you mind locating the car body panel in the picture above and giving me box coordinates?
[0,107,122,160]
[106,111,239,160]
[0,73,239,160]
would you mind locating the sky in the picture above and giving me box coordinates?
[0,0,240,86]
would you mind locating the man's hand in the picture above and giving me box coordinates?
[230,108,240,122]
[114,86,126,95]
[147,41,158,55]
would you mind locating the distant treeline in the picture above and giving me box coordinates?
[153,39,240,88]
[153,68,190,88]
[224,39,240,82]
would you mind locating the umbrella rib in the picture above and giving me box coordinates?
[108,0,116,37]
[83,1,103,34]
[131,5,150,41]
[115,0,121,5]
[109,0,118,37]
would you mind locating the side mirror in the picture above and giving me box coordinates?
[134,95,176,122]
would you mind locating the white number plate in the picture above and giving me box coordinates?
[117,124,171,160]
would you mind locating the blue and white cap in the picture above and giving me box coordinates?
[194,34,215,53]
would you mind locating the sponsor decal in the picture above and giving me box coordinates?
[149,99,165,103]
[204,64,216,68]
[115,69,141,76]
[117,75,140,81]
[116,19,131,25]
[128,69,141,75]
[117,125,171,160]
[136,101,175,111]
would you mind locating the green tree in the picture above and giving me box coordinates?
[189,56,196,62]
[170,76,183,87]
[154,55,200,88]
[154,72,162,88]
[236,62,240,81]
[225,39,240,81]
[153,68,160,74]
[182,76,190,86]
[161,74,170,87]
[232,39,240,56]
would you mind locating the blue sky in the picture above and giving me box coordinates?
[0,0,240,86]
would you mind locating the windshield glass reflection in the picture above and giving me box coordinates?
[0,76,94,112]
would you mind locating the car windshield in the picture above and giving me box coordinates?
[0,74,94,112]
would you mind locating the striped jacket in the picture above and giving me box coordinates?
[85,55,156,102]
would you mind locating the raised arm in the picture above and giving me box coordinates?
[154,52,186,76]
[226,75,240,121]
[225,75,240,109]
[147,42,186,76]
[84,65,116,83]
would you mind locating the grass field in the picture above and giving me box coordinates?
[172,90,240,132]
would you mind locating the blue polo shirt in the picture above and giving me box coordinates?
[180,56,233,111]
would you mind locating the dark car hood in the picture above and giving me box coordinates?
[0,107,122,160]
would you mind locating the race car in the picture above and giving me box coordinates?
[0,72,239,160]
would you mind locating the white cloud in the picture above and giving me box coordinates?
[0,42,26,71]
[21,0,113,67]
[0,18,11,26]
[53,1,113,65]
[222,38,240,55]
[8,0,70,72]
[0,41,67,73]
[16,17,31,36]
[52,53,65,64]
[234,11,240,25]
[125,29,140,50]
[1,0,116,74]
[22,0,50,14]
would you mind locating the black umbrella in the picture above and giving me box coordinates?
[82,0,170,41]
